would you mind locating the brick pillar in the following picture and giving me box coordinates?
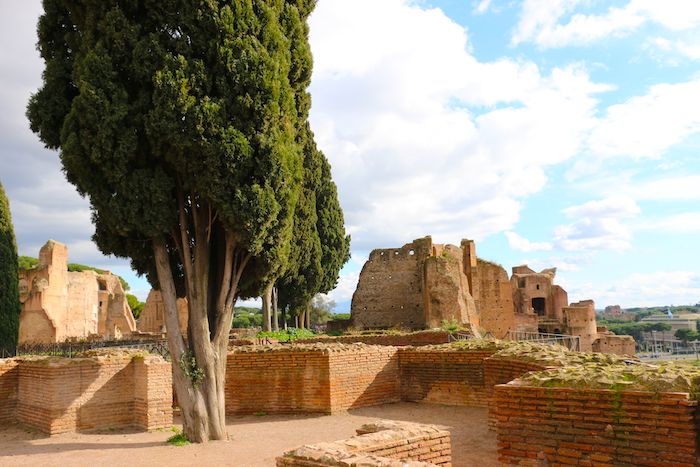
[133,356,173,430]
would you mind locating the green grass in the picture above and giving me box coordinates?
[257,328,316,342]
[167,432,190,446]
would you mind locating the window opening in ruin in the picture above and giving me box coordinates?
[532,297,546,316]
[518,278,525,288]
[536,284,540,290]
[394,251,399,255]
[98,280,107,291]
[409,250,415,255]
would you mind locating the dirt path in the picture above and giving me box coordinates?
[0,403,498,466]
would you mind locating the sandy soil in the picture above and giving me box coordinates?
[0,403,498,467]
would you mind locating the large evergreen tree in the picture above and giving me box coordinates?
[277,124,350,327]
[28,0,324,442]
[0,182,20,354]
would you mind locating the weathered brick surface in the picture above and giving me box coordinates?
[0,359,19,423]
[10,354,171,434]
[277,420,452,466]
[297,331,450,347]
[495,384,700,466]
[225,345,401,415]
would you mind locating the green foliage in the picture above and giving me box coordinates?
[0,182,20,351]
[126,294,145,319]
[166,431,191,447]
[27,0,319,300]
[257,328,315,342]
[231,306,263,328]
[333,313,351,321]
[17,256,38,270]
[178,350,205,389]
[309,295,335,325]
[441,319,461,333]
[606,322,672,341]
[277,125,350,321]
[675,328,700,343]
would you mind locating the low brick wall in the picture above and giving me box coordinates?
[329,346,400,411]
[10,353,171,434]
[494,383,700,466]
[0,359,19,423]
[277,420,451,466]
[297,331,450,347]
[226,344,401,415]
[399,349,495,407]
[226,346,331,415]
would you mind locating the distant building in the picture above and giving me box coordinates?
[137,290,188,335]
[18,240,136,343]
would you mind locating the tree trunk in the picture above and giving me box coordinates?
[282,305,287,330]
[262,284,272,332]
[152,191,252,443]
[306,303,311,329]
[272,287,279,331]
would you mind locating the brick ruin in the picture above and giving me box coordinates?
[136,290,188,335]
[18,240,137,344]
[351,237,634,355]
[350,237,514,338]
[0,352,171,434]
[512,266,634,353]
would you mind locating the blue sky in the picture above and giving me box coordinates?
[1,0,699,311]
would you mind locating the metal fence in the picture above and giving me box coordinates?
[15,339,172,360]
[506,330,581,352]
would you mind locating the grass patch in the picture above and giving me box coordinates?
[166,428,190,446]
[254,411,267,417]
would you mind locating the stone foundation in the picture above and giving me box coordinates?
[277,420,452,466]
[0,353,171,434]
[297,330,450,346]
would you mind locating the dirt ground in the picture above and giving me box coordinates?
[0,403,498,467]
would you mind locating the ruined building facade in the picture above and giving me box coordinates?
[351,236,635,355]
[18,240,137,344]
[350,237,514,338]
[136,290,188,335]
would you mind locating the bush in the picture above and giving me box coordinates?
[257,328,316,342]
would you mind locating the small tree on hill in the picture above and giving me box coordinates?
[0,181,20,353]
[28,0,326,442]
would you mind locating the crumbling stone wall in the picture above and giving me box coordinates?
[475,259,514,339]
[18,240,136,343]
[592,332,636,355]
[137,290,188,335]
[351,236,514,337]
[563,300,598,352]
[351,238,432,329]
[511,265,569,330]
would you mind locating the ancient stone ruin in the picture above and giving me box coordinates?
[136,290,188,335]
[350,237,514,338]
[17,240,137,343]
[351,236,634,355]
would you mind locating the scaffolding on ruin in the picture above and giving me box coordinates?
[506,330,581,352]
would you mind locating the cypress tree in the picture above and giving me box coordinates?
[0,181,20,354]
[27,0,328,442]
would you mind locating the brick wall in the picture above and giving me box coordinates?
[329,346,400,411]
[225,344,402,415]
[399,349,495,407]
[14,353,171,434]
[297,330,450,347]
[494,383,700,466]
[277,420,451,466]
[226,347,331,415]
[0,359,18,423]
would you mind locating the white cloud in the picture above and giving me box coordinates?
[625,175,700,201]
[588,80,700,159]
[512,0,700,48]
[554,196,639,251]
[505,231,553,252]
[568,271,700,308]
[520,255,591,272]
[638,212,700,234]
[322,270,360,310]
[310,0,605,250]
[473,0,493,15]
[562,196,640,218]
